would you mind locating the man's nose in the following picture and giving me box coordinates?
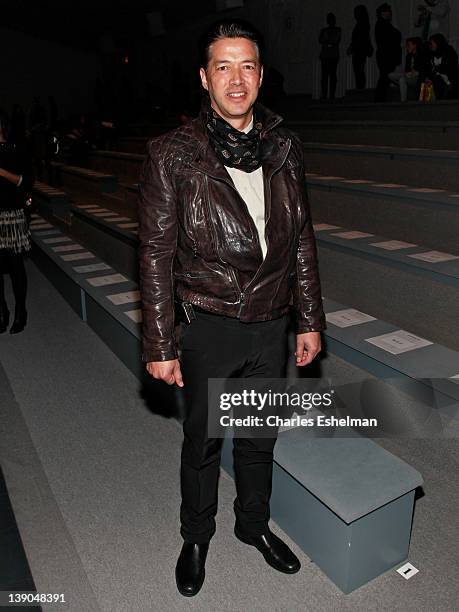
[230,69,243,84]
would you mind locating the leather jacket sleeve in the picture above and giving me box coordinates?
[292,140,327,334]
[138,139,178,362]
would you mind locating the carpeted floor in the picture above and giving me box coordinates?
[0,259,457,612]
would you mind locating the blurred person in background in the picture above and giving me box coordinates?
[425,33,459,99]
[347,5,374,90]
[319,13,342,100]
[0,109,33,334]
[374,3,402,102]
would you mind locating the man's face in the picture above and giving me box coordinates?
[382,9,392,21]
[406,41,415,54]
[200,37,263,130]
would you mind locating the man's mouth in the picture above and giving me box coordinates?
[227,91,247,99]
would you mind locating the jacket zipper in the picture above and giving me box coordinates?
[237,292,245,317]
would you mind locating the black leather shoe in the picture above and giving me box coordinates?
[175,542,209,597]
[234,527,301,574]
[0,301,9,334]
[10,308,27,334]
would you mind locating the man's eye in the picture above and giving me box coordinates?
[217,66,228,71]
[244,65,255,70]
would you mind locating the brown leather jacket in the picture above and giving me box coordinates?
[138,103,325,362]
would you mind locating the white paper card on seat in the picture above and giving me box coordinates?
[61,251,96,261]
[125,309,142,323]
[107,290,141,305]
[365,330,433,355]
[407,251,459,263]
[331,231,374,240]
[52,244,84,253]
[370,240,417,251]
[73,262,111,273]
[326,309,376,328]
[43,236,72,244]
[313,223,340,231]
[86,273,128,287]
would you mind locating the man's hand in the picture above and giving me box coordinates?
[146,359,184,387]
[295,332,322,367]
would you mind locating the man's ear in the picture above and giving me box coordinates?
[259,65,264,87]
[199,67,209,91]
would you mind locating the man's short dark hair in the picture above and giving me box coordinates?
[199,18,264,69]
[377,3,392,17]
[406,36,422,49]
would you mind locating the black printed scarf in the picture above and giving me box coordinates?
[204,98,263,172]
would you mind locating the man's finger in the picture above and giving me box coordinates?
[174,363,184,388]
[295,339,304,363]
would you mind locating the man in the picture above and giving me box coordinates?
[389,37,426,102]
[319,12,342,101]
[138,19,325,597]
[374,3,402,102]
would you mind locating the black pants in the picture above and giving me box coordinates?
[321,59,339,99]
[179,310,289,544]
[375,57,398,102]
[352,54,367,89]
[0,250,27,310]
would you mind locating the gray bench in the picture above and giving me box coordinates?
[51,161,117,201]
[304,142,459,191]
[288,120,459,149]
[308,173,459,256]
[33,181,71,223]
[70,205,138,279]
[321,296,459,409]
[220,428,422,593]
[271,431,423,593]
[89,151,145,184]
[313,222,459,350]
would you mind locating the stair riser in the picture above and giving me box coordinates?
[306,151,459,191]
[71,216,138,280]
[90,157,144,184]
[293,126,459,149]
[309,187,459,256]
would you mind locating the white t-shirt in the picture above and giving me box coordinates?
[225,120,267,259]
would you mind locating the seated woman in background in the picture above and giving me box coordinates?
[425,33,459,99]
